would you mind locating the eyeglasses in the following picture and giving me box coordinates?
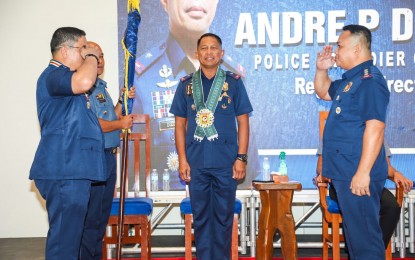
[66,45,87,50]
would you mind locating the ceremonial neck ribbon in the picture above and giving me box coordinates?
[192,67,226,141]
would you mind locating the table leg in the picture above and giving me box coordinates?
[256,190,276,259]
[275,190,298,260]
[255,190,298,260]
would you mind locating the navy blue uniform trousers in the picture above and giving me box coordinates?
[332,179,385,260]
[80,150,117,260]
[329,185,401,248]
[189,168,237,260]
[35,179,92,260]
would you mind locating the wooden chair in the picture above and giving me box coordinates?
[318,177,344,260]
[102,114,153,260]
[180,194,241,260]
[317,111,404,260]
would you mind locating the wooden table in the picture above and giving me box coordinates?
[253,181,302,260]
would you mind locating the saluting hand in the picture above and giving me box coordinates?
[81,46,99,60]
[316,45,335,71]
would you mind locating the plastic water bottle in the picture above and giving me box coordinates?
[262,157,270,180]
[151,169,159,191]
[162,169,170,191]
[279,152,288,176]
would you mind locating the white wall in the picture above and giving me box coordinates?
[0,0,119,238]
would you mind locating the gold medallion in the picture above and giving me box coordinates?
[196,108,214,128]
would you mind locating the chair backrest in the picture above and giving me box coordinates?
[319,111,329,140]
[318,110,341,216]
[119,114,151,198]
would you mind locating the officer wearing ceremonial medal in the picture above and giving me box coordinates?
[130,0,245,190]
[170,33,252,260]
[314,25,390,259]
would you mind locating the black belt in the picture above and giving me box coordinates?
[105,147,117,154]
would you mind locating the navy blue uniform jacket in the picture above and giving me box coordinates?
[30,61,106,181]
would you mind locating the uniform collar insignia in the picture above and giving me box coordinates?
[361,68,373,79]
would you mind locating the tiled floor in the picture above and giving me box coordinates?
[0,236,326,259]
[0,237,46,260]
[0,236,413,259]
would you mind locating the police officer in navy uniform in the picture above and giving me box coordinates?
[131,0,245,189]
[30,27,106,260]
[170,33,253,260]
[314,25,390,259]
[79,41,135,260]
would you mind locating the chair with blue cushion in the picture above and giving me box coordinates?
[102,114,153,260]
[318,177,344,260]
[180,195,242,260]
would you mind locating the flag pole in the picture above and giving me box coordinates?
[116,1,140,259]
[116,130,129,260]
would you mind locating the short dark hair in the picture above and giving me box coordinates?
[197,33,222,48]
[342,24,372,51]
[50,27,86,54]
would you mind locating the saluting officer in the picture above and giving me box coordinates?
[30,27,106,260]
[131,0,245,189]
[314,24,390,259]
[170,33,252,260]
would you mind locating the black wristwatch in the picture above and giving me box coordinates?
[236,154,248,164]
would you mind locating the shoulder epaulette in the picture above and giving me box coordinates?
[135,42,167,76]
[180,73,193,82]
[226,70,241,80]
[222,55,245,78]
[361,67,373,80]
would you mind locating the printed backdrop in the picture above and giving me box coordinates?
[118,0,415,190]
